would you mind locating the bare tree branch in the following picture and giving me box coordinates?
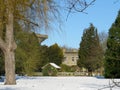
[66,0,96,20]
[15,16,39,27]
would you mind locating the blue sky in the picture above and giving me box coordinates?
[41,0,120,49]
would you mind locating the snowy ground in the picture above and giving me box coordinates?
[0,76,120,90]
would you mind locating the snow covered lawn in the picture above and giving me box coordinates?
[0,76,120,90]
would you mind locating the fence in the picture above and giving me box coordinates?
[57,72,88,76]
[33,71,101,76]
[33,72,88,76]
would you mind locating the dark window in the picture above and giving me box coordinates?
[72,57,74,61]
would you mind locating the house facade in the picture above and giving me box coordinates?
[62,48,78,66]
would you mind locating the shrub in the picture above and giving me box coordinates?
[42,65,58,76]
[60,64,71,72]
[60,64,79,72]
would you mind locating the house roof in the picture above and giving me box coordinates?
[42,63,61,69]
[49,63,61,69]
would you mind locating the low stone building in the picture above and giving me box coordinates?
[62,48,78,66]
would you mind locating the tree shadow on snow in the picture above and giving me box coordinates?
[95,76,105,79]
[0,76,5,82]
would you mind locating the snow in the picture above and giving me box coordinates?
[42,63,61,69]
[49,63,61,69]
[0,76,120,90]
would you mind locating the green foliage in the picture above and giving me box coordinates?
[60,64,78,72]
[105,11,120,78]
[0,21,41,76]
[60,64,71,72]
[70,66,80,72]
[104,59,120,78]
[15,29,41,76]
[38,45,49,71]
[48,43,64,66]
[37,43,64,71]
[78,24,103,74]
[42,64,58,76]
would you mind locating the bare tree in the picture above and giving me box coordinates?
[99,31,108,53]
[0,0,60,85]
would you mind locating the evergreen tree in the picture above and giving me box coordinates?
[48,43,64,66]
[38,45,49,71]
[105,11,120,78]
[15,30,41,76]
[78,24,103,76]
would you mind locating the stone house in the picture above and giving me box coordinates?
[62,48,78,66]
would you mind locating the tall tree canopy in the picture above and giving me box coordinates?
[15,31,40,76]
[48,43,64,66]
[78,24,103,76]
[38,45,49,71]
[37,44,64,71]
[105,11,120,78]
[99,31,108,53]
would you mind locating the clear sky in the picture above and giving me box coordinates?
[41,0,120,49]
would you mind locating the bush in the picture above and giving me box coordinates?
[60,64,79,72]
[42,65,58,76]
[60,64,71,72]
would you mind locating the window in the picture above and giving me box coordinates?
[72,57,74,61]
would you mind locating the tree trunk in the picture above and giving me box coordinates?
[4,50,16,85]
[88,69,92,76]
[0,10,16,84]
[4,8,16,85]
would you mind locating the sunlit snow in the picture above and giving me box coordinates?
[0,76,120,90]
